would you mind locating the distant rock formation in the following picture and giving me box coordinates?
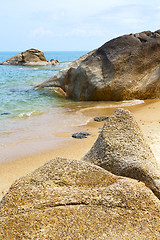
[0,49,59,66]
[36,30,160,100]
[0,158,160,239]
[50,59,59,66]
[83,108,160,199]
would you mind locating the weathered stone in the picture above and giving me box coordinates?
[0,49,59,66]
[83,108,160,199]
[50,59,59,65]
[94,116,109,122]
[72,132,90,139]
[36,30,160,100]
[0,157,160,239]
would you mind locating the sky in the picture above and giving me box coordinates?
[0,0,160,51]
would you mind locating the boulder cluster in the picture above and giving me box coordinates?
[0,109,160,239]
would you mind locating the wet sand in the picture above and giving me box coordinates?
[0,99,160,200]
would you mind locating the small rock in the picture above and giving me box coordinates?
[94,116,109,122]
[50,59,59,65]
[72,132,90,139]
[0,112,11,115]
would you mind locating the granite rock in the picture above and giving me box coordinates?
[0,49,59,66]
[0,158,160,239]
[83,108,160,199]
[36,30,160,100]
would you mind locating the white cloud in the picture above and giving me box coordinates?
[65,28,107,38]
[29,27,53,39]
[65,29,86,37]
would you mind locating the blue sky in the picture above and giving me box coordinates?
[0,0,160,51]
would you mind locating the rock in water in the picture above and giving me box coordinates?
[0,112,11,115]
[36,30,160,100]
[50,59,59,65]
[0,157,160,239]
[83,108,160,199]
[0,49,58,66]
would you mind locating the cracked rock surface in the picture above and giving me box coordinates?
[0,157,160,239]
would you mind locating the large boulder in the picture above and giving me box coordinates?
[0,157,160,239]
[0,49,58,66]
[83,108,160,199]
[36,30,160,100]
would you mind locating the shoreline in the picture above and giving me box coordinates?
[0,99,160,200]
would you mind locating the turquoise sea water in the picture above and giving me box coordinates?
[0,51,87,120]
[0,51,93,162]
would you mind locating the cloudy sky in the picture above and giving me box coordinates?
[0,0,160,51]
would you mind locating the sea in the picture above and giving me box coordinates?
[0,51,144,162]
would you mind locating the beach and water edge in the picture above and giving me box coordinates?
[0,98,160,201]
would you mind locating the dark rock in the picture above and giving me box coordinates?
[36,29,160,100]
[0,112,11,115]
[72,132,90,139]
[94,116,109,122]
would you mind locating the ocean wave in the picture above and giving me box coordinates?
[18,110,47,118]
[79,99,144,112]
[79,118,92,126]
[61,100,145,113]
[122,99,144,105]
[95,99,144,109]
[18,111,41,118]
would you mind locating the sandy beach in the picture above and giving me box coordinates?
[0,99,160,200]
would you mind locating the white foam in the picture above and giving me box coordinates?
[99,99,144,108]
[79,99,144,113]
[19,111,34,118]
[121,99,144,106]
[79,117,92,126]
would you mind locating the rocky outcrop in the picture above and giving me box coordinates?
[0,49,59,66]
[36,30,160,100]
[83,108,160,199]
[0,157,160,239]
